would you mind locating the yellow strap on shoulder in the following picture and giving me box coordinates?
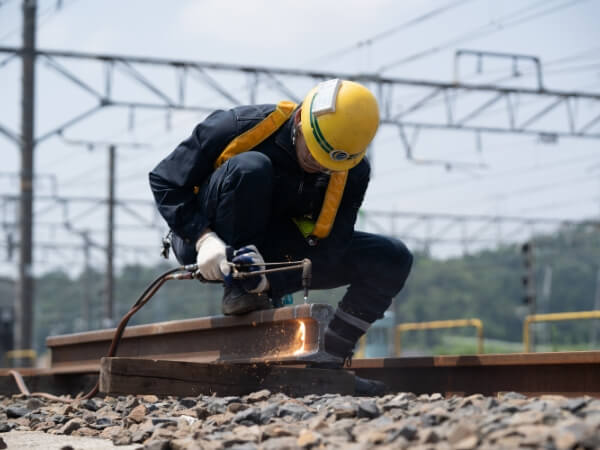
[214,101,297,168]
[311,170,348,239]
[211,99,347,243]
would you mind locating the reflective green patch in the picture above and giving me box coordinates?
[292,217,316,238]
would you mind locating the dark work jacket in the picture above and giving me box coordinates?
[149,104,370,251]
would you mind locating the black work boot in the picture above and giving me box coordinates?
[323,326,389,397]
[222,280,272,315]
[312,308,389,396]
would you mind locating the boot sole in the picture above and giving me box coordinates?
[354,376,389,396]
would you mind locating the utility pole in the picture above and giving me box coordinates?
[82,230,91,330]
[105,145,115,327]
[539,265,553,348]
[60,138,146,328]
[521,241,536,351]
[15,0,37,362]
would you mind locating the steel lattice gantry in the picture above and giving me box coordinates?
[360,210,600,253]
[1,46,600,149]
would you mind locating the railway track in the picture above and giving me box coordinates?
[2,305,599,398]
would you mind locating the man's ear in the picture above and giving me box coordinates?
[294,108,302,125]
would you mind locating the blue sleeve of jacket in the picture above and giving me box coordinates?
[149,109,237,243]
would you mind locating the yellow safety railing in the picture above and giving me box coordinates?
[5,349,37,360]
[523,310,600,352]
[395,319,484,356]
[4,349,37,368]
[356,335,366,358]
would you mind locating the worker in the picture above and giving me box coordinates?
[150,79,413,395]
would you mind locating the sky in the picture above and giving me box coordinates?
[0,0,599,277]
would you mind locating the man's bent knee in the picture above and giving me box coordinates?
[362,234,412,284]
[390,238,413,287]
[361,234,413,298]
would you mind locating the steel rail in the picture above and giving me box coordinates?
[46,304,339,371]
[351,352,600,398]
[34,308,600,398]
[2,351,599,398]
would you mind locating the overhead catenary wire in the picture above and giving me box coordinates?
[491,173,598,198]
[87,0,474,145]
[374,150,600,197]
[434,172,600,214]
[307,0,477,67]
[378,0,591,73]
[42,145,93,170]
[542,61,600,77]
[516,194,600,215]
[63,112,203,189]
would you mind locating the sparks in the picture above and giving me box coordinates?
[293,320,306,355]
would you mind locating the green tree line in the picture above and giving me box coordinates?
[3,224,598,355]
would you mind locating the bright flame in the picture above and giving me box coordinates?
[293,320,306,355]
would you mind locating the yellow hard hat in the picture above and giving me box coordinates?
[300,79,379,171]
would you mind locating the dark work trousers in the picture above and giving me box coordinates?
[171,152,413,324]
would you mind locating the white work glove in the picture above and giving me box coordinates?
[232,245,269,293]
[195,232,231,280]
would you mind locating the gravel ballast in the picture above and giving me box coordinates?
[1,390,600,449]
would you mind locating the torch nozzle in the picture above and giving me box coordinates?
[302,258,312,303]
